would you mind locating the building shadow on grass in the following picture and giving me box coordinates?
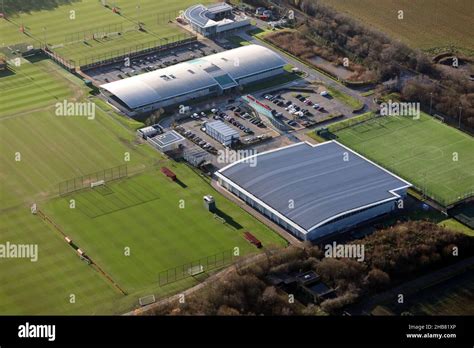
[214,208,243,230]
[0,68,15,78]
[24,54,49,64]
[175,178,187,188]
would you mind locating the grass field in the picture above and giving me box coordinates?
[0,0,212,65]
[0,46,286,314]
[40,167,286,313]
[386,270,474,315]
[326,85,364,110]
[0,208,121,315]
[0,58,157,209]
[333,113,474,206]
[324,0,474,56]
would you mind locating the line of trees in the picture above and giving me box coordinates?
[150,221,473,315]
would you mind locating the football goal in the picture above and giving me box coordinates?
[433,114,445,123]
[187,265,204,276]
[90,180,105,188]
[138,295,156,307]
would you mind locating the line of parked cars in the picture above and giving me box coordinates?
[295,94,326,112]
[175,126,218,155]
[228,106,267,129]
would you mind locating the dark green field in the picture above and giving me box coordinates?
[334,113,474,206]
[0,0,212,65]
[40,167,286,313]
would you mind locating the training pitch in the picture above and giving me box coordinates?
[0,56,285,314]
[333,113,474,206]
[0,0,212,65]
[41,168,286,313]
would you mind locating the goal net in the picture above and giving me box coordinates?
[139,295,156,307]
[187,265,204,276]
[433,114,445,123]
[91,180,105,188]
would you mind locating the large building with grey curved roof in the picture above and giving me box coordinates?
[100,45,286,116]
[216,141,412,241]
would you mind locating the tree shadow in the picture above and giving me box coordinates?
[3,0,81,15]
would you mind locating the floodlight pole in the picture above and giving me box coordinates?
[43,27,47,47]
[136,2,140,27]
[458,106,462,129]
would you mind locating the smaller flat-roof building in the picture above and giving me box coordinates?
[216,141,411,241]
[205,120,239,146]
[147,130,185,153]
[183,147,211,167]
[137,126,160,139]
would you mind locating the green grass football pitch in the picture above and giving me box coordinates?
[0,0,212,65]
[0,208,122,315]
[0,58,157,209]
[41,167,286,309]
[0,56,286,314]
[334,113,474,206]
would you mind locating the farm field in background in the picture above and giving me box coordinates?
[333,113,474,206]
[323,0,474,55]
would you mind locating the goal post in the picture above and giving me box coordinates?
[90,179,105,188]
[433,114,445,123]
[187,265,204,276]
[138,295,156,307]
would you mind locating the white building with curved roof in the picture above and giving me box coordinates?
[184,3,250,37]
[100,45,286,115]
